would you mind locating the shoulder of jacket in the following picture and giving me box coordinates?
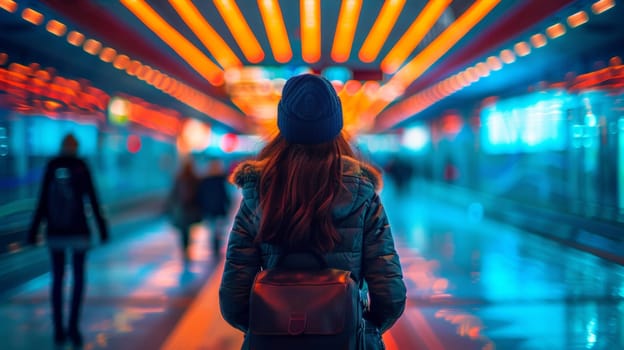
[229,159,265,187]
[342,156,383,192]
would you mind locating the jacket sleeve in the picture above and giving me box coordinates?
[361,192,406,333]
[219,199,261,332]
[27,163,52,244]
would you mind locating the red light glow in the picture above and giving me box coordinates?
[127,135,142,153]
[221,133,239,153]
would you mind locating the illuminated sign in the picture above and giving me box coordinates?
[481,91,567,153]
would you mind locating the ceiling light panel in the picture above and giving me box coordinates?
[121,0,224,86]
[389,0,501,89]
[331,0,363,63]
[258,0,292,63]
[301,0,321,63]
[213,0,265,63]
[169,0,241,69]
[381,0,452,74]
[358,0,405,63]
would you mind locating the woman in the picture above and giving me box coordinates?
[219,74,406,349]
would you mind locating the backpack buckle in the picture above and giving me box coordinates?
[288,312,306,335]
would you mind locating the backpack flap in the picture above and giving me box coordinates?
[249,268,359,336]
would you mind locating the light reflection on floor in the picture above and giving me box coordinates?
[0,220,220,350]
[381,180,624,350]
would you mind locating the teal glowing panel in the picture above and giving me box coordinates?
[480,90,567,154]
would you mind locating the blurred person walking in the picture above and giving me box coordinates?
[384,155,414,194]
[166,157,201,260]
[27,133,109,347]
[219,74,406,349]
[198,159,232,257]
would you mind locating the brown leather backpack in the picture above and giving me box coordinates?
[248,252,365,350]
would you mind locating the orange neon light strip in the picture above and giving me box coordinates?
[530,33,547,48]
[46,20,67,37]
[475,62,490,77]
[99,47,117,63]
[301,0,321,63]
[22,8,44,25]
[456,72,469,86]
[466,67,479,82]
[545,23,566,39]
[389,0,501,88]
[66,31,85,46]
[567,11,588,28]
[113,55,130,70]
[0,0,17,13]
[83,39,102,55]
[258,0,292,63]
[213,0,265,63]
[382,0,452,74]
[499,49,515,64]
[486,56,502,70]
[592,0,615,14]
[514,41,531,56]
[169,0,241,69]
[121,0,223,85]
[126,60,142,76]
[359,0,405,63]
[331,0,363,63]
[137,65,151,80]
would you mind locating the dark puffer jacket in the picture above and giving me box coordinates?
[219,156,406,335]
[28,155,108,241]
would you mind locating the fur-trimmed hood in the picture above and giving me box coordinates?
[229,156,382,191]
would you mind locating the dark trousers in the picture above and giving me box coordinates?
[50,249,87,333]
[179,225,191,251]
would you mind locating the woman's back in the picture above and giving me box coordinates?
[218,74,406,349]
[230,156,380,273]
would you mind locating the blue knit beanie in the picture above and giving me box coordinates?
[277,74,343,145]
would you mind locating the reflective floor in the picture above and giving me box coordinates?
[0,180,623,350]
[384,182,624,350]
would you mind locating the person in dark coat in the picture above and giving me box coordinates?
[166,157,201,260]
[219,74,406,349]
[198,159,232,257]
[27,133,108,347]
[385,155,414,193]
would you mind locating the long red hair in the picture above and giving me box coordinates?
[256,133,355,252]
